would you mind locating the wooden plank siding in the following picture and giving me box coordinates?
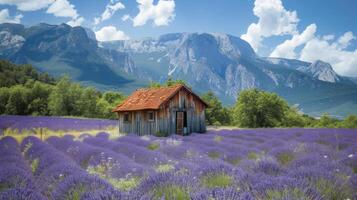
[117,87,206,135]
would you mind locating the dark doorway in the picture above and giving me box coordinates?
[176,111,186,135]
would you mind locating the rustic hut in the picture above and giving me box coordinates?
[112,84,208,135]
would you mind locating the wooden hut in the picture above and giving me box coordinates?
[112,84,208,135]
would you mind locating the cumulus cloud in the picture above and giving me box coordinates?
[337,31,355,49]
[0,0,54,11]
[242,0,357,76]
[241,0,299,51]
[0,9,22,23]
[67,16,84,27]
[270,24,316,59]
[95,26,130,41]
[46,0,77,18]
[94,0,125,25]
[45,0,84,27]
[121,14,130,22]
[300,32,357,76]
[131,0,175,27]
[0,0,84,27]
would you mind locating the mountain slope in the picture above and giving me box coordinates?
[0,23,356,118]
[101,32,357,117]
[0,23,148,92]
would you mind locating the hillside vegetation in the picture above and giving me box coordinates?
[0,60,125,119]
[0,60,356,128]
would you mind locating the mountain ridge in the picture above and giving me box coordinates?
[0,23,356,118]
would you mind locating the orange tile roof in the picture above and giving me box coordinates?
[113,84,207,112]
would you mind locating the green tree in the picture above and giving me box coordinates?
[0,87,10,114]
[232,89,289,128]
[48,76,82,116]
[201,91,231,125]
[103,91,125,105]
[78,87,100,118]
[27,81,52,115]
[340,115,357,128]
[148,77,188,88]
[315,113,339,128]
[5,85,31,115]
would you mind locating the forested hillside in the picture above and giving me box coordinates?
[0,60,125,118]
[1,60,356,128]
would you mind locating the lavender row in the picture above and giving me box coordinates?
[0,115,117,134]
[0,137,46,200]
[21,136,125,200]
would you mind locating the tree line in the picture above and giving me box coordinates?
[202,89,357,128]
[1,60,356,128]
[0,60,125,119]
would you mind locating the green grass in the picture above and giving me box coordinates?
[201,172,233,188]
[1,126,120,143]
[155,164,175,173]
[247,152,259,160]
[226,157,241,166]
[314,178,353,200]
[276,152,295,166]
[65,185,86,200]
[31,158,39,173]
[107,177,140,191]
[265,188,310,200]
[152,184,190,200]
[147,142,160,151]
[214,135,223,142]
[208,151,221,159]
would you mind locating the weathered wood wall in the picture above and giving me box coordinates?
[118,87,206,135]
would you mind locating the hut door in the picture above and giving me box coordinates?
[176,111,184,135]
[135,113,141,135]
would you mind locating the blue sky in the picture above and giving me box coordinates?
[0,0,357,76]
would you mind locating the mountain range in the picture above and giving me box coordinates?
[0,23,356,118]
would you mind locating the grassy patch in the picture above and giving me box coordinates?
[152,184,190,200]
[147,142,160,151]
[276,152,295,166]
[107,177,140,191]
[31,158,39,173]
[314,178,352,200]
[1,127,120,143]
[214,135,223,142]
[265,188,309,200]
[208,151,220,159]
[226,157,241,166]
[65,185,86,200]
[247,152,259,160]
[155,164,175,173]
[201,172,233,188]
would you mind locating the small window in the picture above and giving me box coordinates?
[148,111,155,122]
[123,112,130,123]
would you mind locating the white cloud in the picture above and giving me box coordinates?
[0,0,84,27]
[121,14,130,22]
[67,16,84,27]
[270,24,316,59]
[131,0,175,27]
[95,26,129,41]
[0,0,54,11]
[0,9,22,23]
[241,0,299,51]
[46,0,77,18]
[94,0,125,25]
[242,0,357,76]
[300,32,357,76]
[45,0,84,27]
[337,31,355,49]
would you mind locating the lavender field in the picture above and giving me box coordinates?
[0,128,356,200]
[0,115,117,135]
